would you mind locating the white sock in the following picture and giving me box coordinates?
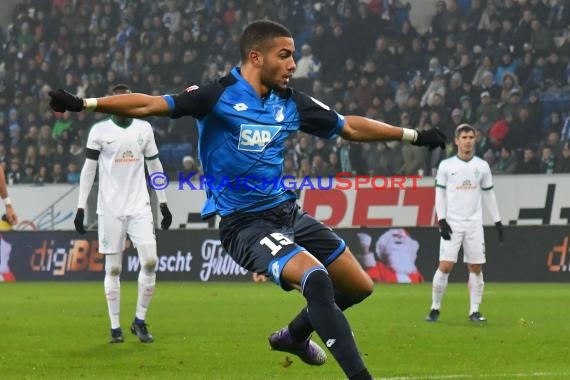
[104,275,121,329]
[431,269,449,310]
[469,272,484,315]
[104,254,122,329]
[135,244,157,321]
[136,271,156,320]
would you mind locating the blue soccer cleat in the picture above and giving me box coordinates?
[268,327,327,365]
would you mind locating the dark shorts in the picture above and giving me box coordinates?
[219,200,346,288]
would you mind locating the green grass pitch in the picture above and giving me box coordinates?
[1,282,569,380]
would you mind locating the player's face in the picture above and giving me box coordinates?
[455,131,475,156]
[259,37,296,91]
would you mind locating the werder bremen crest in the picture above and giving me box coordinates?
[137,133,143,145]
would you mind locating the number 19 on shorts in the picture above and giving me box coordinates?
[259,233,294,256]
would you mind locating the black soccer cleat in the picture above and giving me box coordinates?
[469,311,487,322]
[131,320,154,343]
[110,327,124,343]
[425,309,440,322]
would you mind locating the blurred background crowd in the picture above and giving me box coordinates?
[1,0,569,185]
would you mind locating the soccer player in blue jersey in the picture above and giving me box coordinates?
[49,20,445,379]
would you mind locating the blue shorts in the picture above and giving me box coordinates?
[219,200,346,289]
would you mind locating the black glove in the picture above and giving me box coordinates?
[495,221,504,242]
[48,89,84,112]
[412,128,446,151]
[160,203,172,230]
[438,218,452,240]
[74,208,86,234]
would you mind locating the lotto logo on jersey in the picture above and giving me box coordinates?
[238,124,282,152]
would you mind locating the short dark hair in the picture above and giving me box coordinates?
[455,123,476,137]
[111,83,130,93]
[240,20,292,62]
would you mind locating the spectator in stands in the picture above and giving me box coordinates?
[459,95,476,124]
[547,0,570,31]
[34,165,50,184]
[474,126,490,158]
[447,73,464,111]
[539,130,564,160]
[336,138,354,175]
[51,163,66,184]
[516,52,535,90]
[545,111,564,136]
[517,147,540,174]
[21,165,35,183]
[482,149,496,168]
[530,19,555,57]
[180,155,202,178]
[23,145,38,170]
[539,146,557,174]
[472,55,494,88]
[492,147,518,174]
[499,73,521,105]
[294,135,312,165]
[297,158,311,179]
[7,158,22,185]
[543,52,566,88]
[69,139,85,166]
[53,143,69,170]
[450,108,465,133]
[476,91,500,123]
[526,90,544,130]
[488,112,513,151]
[555,143,570,173]
[66,162,80,184]
[310,154,329,177]
[292,44,321,92]
[283,156,297,177]
[478,70,501,100]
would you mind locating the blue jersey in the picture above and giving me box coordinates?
[163,67,345,217]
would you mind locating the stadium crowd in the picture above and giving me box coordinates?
[1,0,570,185]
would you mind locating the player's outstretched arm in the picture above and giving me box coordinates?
[341,115,446,150]
[49,89,171,118]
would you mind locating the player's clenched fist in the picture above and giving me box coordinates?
[160,203,172,230]
[412,128,446,151]
[495,221,504,242]
[438,219,452,240]
[74,208,86,234]
[49,89,84,112]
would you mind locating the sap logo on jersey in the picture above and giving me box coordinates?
[238,124,282,152]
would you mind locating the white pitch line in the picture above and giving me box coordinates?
[381,372,570,380]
